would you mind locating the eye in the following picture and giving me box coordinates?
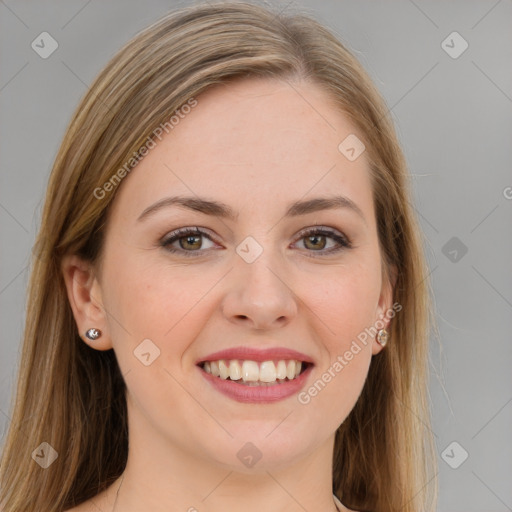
[160,227,217,257]
[160,226,352,258]
[293,226,352,256]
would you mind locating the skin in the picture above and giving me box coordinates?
[62,77,394,512]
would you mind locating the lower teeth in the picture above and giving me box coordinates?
[240,379,286,386]
[235,379,291,386]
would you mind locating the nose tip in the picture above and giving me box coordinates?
[221,260,298,330]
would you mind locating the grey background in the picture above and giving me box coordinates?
[1,1,511,510]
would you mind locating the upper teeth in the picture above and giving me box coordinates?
[203,359,303,383]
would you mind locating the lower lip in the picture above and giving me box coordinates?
[198,365,313,403]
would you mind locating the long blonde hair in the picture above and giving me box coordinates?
[0,2,437,510]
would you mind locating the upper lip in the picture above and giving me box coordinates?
[196,346,314,365]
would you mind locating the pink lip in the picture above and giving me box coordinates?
[198,364,314,403]
[196,346,314,365]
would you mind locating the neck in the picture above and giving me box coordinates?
[94,389,349,512]
[104,419,341,512]
[111,468,342,512]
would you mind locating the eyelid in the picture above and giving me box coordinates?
[160,227,220,254]
[292,226,352,256]
[160,225,352,257]
[293,225,351,246]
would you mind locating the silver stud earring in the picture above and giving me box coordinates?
[376,328,389,347]
[85,328,102,340]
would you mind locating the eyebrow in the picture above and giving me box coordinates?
[137,194,367,224]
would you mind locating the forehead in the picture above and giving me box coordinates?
[108,77,375,226]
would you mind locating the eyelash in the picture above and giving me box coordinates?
[160,226,352,258]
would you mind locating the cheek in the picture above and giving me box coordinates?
[303,262,382,347]
[101,251,217,363]
[295,268,379,423]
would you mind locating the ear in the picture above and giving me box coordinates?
[61,254,113,351]
[372,263,397,356]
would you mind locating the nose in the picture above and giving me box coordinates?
[221,248,298,330]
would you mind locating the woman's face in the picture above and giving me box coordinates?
[76,78,393,471]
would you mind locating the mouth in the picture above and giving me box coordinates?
[199,359,312,386]
[197,357,314,403]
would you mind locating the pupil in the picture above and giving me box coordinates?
[307,235,325,249]
[183,235,200,249]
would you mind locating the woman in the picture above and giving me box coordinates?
[0,2,437,511]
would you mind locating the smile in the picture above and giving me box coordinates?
[201,359,309,385]
[198,359,313,403]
